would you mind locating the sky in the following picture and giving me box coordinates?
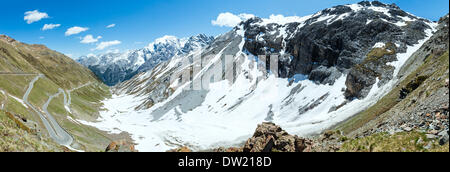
[0,0,448,58]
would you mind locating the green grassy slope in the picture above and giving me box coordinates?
[0,110,64,152]
[47,91,112,152]
[340,131,449,152]
[70,83,111,120]
[0,35,114,151]
[0,36,100,89]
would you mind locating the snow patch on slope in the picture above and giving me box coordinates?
[9,95,28,108]
[373,42,386,48]
[261,14,313,26]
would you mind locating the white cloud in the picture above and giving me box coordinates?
[39,36,45,39]
[106,24,116,28]
[65,26,89,36]
[81,35,102,44]
[42,23,61,31]
[94,40,121,50]
[106,49,120,53]
[24,10,49,24]
[211,12,255,27]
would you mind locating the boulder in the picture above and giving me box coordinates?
[167,146,192,152]
[243,122,313,152]
[213,147,243,152]
[438,130,449,145]
[105,140,137,152]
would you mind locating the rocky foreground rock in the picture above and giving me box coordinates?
[105,140,137,152]
[242,122,312,152]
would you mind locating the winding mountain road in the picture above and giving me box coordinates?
[66,82,92,108]
[43,88,74,146]
[0,72,38,76]
[23,74,73,146]
[0,89,6,110]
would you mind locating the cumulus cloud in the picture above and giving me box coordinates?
[42,24,61,31]
[94,40,121,50]
[211,12,255,27]
[65,26,89,36]
[106,24,116,28]
[106,49,120,53]
[24,10,49,24]
[81,35,102,44]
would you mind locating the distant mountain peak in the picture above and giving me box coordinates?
[152,35,180,46]
[77,34,214,86]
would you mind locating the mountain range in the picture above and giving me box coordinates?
[77,34,214,86]
[78,1,449,151]
[1,1,448,152]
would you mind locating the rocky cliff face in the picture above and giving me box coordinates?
[241,1,432,99]
[77,34,214,86]
[340,14,449,143]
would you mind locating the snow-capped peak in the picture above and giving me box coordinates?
[146,35,185,52]
[241,0,427,30]
[154,35,179,45]
[77,34,214,86]
[260,14,313,26]
[86,53,96,58]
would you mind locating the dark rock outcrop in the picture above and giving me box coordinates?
[345,43,397,99]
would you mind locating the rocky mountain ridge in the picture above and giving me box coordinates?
[77,34,214,86]
[115,0,435,109]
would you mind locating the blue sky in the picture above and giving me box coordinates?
[0,0,448,58]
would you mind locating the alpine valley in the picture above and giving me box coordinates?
[1,1,448,152]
